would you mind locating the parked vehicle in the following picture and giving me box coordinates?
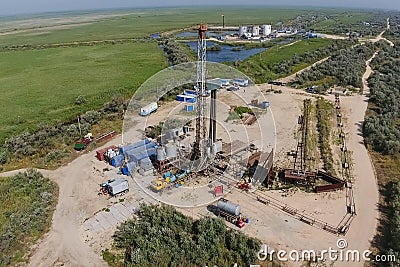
[107,179,129,196]
[140,102,158,116]
[233,78,249,87]
[216,198,246,228]
[227,86,239,91]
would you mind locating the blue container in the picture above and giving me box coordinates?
[176,94,196,103]
[125,162,136,175]
[184,89,196,95]
[186,105,194,112]
[126,147,156,163]
[111,154,124,167]
[124,142,156,157]
[262,101,270,109]
[119,139,150,154]
[246,218,249,223]
[163,171,171,178]
[170,175,176,182]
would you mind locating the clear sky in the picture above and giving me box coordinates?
[1,0,399,16]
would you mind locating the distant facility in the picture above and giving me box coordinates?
[239,24,272,37]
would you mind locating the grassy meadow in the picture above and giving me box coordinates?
[0,41,167,143]
[235,38,336,83]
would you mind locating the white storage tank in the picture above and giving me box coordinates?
[212,141,223,154]
[165,143,177,158]
[262,25,272,36]
[239,25,248,35]
[252,25,260,36]
[156,147,166,161]
[217,199,241,216]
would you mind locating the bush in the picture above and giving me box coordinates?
[0,169,57,265]
[0,149,8,165]
[105,204,261,267]
[81,110,101,125]
[75,95,87,105]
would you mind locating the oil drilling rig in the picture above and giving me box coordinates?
[191,24,217,171]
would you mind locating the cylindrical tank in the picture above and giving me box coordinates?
[212,141,223,154]
[165,143,177,158]
[239,25,247,35]
[262,24,271,36]
[157,147,166,161]
[217,199,241,216]
[252,25,260,36]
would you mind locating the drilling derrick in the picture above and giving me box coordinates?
[192,24,208,163]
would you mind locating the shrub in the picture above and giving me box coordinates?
[75,95,87,105]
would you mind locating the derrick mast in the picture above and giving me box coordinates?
[192,24,208,163]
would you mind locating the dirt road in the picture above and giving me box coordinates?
[0,147,115,266]
[332,50,379,266]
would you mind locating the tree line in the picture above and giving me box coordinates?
[103,204,262,267]
[364,42,400,155]
[291,42,376,91]
[272,39,356,76]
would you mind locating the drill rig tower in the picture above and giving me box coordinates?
[192,24,208,166]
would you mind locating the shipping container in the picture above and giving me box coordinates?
[111,154,124,167]
[185,105,194,112]
[123,142,157,157]
[126,147,156,163]
[107,179,129,196]
[184,89,196,95]
[140,102,158,116]
[96,145,118,161]
[176,94,196,103]
[121,161,136,176]
[119,139,151,155]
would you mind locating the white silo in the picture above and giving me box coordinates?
[165,143,177,158]
[239,25,247,35]
[262,25,272,36]
[252,25,260,36]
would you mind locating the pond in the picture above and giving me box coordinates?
[175,31,235,38]
[185,41,266,62]
[150,33,161,39]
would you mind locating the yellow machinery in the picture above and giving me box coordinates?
[150,178,167,191]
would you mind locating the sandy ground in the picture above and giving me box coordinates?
[0,19,388,267]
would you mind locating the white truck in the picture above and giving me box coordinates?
[107,179,129,196]
[140,102,158,116]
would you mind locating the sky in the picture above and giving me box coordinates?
[1,0,399,16]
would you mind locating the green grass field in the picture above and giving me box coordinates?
[0,7,370,46]
[235,38,335,83]
[0,41,167,142]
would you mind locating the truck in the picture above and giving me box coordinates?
[232,78,249,87]
[216,198,246,228]
[140,102,158,116]
[107,179,129,196]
